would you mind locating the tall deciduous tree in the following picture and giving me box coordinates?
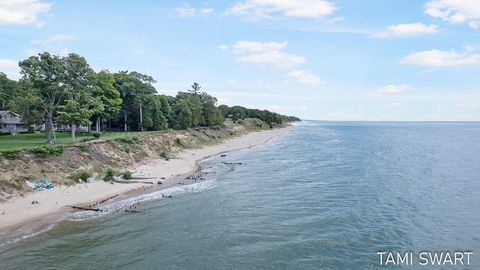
[57,53,96,142]
[19,52,66,143]
[10,79,44,129]
[92,70,122,131]
[114,71,156,131]
[0,72,17,109]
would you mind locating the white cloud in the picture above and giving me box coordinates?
[227,0,336,19]
[401,49,480,67]
[375,23,439,38]
[0,59,20,80]
[233,40,287,53]
[176,3,196,17]
[287,70,324,85]
[229,40,305,67]
[369,85,410,96]
[237,51,305,66]
[425,0,480,29]
[0,0,51,25]
[176,4,213,17]
[31,34,73,44]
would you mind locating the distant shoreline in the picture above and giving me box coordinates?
[0,125,293,242]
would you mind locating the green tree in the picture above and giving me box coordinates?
[114,71,156,131]
[0,72,17,109]
[9,79,44,129]
[92,70,122,131]
[56,53,96,142]
[172,98,193,129]
[19,52,66,143]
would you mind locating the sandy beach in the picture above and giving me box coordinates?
[0,126,292,234]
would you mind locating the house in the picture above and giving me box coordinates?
[0,110,27,133]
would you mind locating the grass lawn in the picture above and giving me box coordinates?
[0,131,144,151]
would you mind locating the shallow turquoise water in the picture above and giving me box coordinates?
[1,121,479,269]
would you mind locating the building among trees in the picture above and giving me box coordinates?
[0,110,26,133]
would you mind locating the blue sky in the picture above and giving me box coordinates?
[1,0,480,120]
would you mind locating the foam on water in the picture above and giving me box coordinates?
[71,179,217,221]
[0,178,217,250]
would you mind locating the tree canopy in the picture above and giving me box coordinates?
[2,52,299,143]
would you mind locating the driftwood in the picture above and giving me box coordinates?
[98,194,118,204]
[113,179,154,184]
[67,205,103,212]
[222,162,244,165]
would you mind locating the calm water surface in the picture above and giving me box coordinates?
[1,121,479,269]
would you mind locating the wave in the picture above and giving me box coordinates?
[0,223,57,250]
[71,179,217,221]
[324,139,341,144]
[0,179,218,250]
[296,120,318,126]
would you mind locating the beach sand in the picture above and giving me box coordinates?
[0,126,292,234]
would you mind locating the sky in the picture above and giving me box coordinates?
[1,0,480,121]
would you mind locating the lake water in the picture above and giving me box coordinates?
[1,121,479,269]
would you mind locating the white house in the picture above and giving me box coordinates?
[0,110,27,133]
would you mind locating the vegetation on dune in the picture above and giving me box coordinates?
[29,145,64,158]
[69,170,92,183]
[0,118,275,194]
[122,170,132,180]
[103,168,116,182]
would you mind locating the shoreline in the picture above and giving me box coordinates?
[0,125,293,240]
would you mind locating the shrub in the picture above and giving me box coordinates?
[122,170,132,180]
[92,131,101,139]
[175,138,182,145]
[69,170,92,183]
[1,150,21,160]
[103,168,116,182]
[114,137,139,144]
[30,145,64,158]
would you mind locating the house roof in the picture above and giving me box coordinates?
[0,110,20,117]
[0,110,24,124]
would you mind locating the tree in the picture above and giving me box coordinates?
[199,92,218,126]
[56,53,96,142]
[114,71,156,131]
[218,105,229,118]
[229,106,247,122]
[0,73,17,109]
[19,52,66,143]
[9,79,44,129]
[189,82,201,95]
[172,99,193,129]
[92,70,122,131]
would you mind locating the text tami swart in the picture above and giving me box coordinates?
[377,251,473,266]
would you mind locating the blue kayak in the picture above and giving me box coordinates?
[40,179,54,189]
